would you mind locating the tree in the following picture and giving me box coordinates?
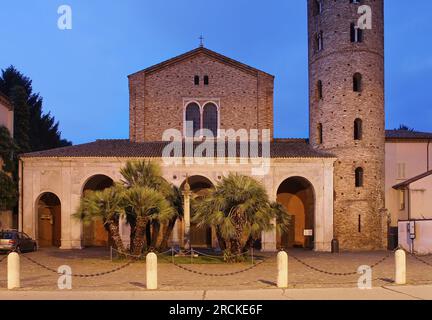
[396,124,415,132]
[0,66,72,152]
[124,186,174,255]
[0,171,18,211]
[10,86,30,153]
[192,173,291,260]
[120,160,179,250]
[0,126,17,173]
[74,184,127,252]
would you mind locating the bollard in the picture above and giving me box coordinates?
[395,249,406,285]
[146,252,158,290]
[7,252,20,290]
[277,251,288,288]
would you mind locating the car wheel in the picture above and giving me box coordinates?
[16,246,21,253]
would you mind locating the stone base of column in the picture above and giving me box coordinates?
[314,241,331,252]
[60,240,83,250]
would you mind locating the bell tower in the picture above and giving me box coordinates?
[308,0,386,249]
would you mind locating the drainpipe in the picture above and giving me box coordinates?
[427,139,431,171]
[407,185,414,254]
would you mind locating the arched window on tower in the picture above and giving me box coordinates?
[185,102,201,137]
[315,31,323,52]
[354,118,363,140]
[313,0,323,16]
[202,103,218,137]
[317,80,323,100]
[355,167,364,188]
[350,23,363,43]
[353,73,362,92]
[194,75,200,85]
[204,75,209,86]
[317,123,323,144]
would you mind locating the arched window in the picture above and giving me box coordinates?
[354,118,363,140]
[204,75,209,85]
[317,80,323,100]
[185,103,201,137]
[313,0,323,16]
[355,167,364,187]
[194,75,200,85]
[317,123,323,144]
[350,23,363,43]
[353,73,362,92]
[203,103,218,137]
[316,31,323,52]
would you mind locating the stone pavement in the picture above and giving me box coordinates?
[1,248,432,293]
[1,286,432,300]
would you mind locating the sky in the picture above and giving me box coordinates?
[0,0,431,145]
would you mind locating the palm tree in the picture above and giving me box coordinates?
[124,186,174,255]
[192,173,291,258]
[120,160,174,249]
[74,184,126,252]
[158,185,184,250]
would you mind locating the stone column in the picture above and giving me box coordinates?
[182,177,191,250]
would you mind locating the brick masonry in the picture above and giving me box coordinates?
[128,48,274,142]
[308,0,387,250]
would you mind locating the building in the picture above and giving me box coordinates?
[17,0,431,252]
[385,130,432,253]
[0,92,13,136]
[19,47,336,252]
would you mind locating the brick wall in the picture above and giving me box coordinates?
[308,0,387,250]
[128,49,274,142]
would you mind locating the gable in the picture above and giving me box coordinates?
[128,47,274,79]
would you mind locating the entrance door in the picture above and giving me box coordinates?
[37,193,61,247]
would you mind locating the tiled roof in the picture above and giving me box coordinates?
[128,47,274,78]
[386,130,432,140]
[393,170,432,189]
[20,139,335,159]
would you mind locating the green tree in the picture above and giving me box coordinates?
[120,160,180,250]
[192,173,291,260]
[396,124,415,132]
[74,184,127,252]
[124,186,174,255]
[0,126,17,173]
[0,171,18,211]
[10,86,30,153]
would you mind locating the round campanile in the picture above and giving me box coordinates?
[308,0,386,250]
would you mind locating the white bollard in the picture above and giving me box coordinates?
[7,252,20,290]
[146,252,158,290]
[277,251,288,288]
[395,249,406,285]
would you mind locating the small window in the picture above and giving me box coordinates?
[317,123,323,144]
[350,0,361,4]
[317,80,323,100]
[399,189,406,211]
[354,118,363,140]
[397,163,406,179]
[350,23,363,43]
[204,75,209,85]
[316,31,323,52]
[355,167,364,187]
[194,75,200,85]
[353,73,362,92]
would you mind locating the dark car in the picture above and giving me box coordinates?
[0,230,38,253]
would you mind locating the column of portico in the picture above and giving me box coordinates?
[261,169,277,252]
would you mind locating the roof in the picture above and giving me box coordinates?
[128,46,274,78]
[386,130,432,141]
[393,170,432,190]
[0,92,12,111]
[20,139,334,159]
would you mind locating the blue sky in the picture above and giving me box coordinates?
[0,0,431,145]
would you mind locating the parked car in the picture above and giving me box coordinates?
[0,230,38,253]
